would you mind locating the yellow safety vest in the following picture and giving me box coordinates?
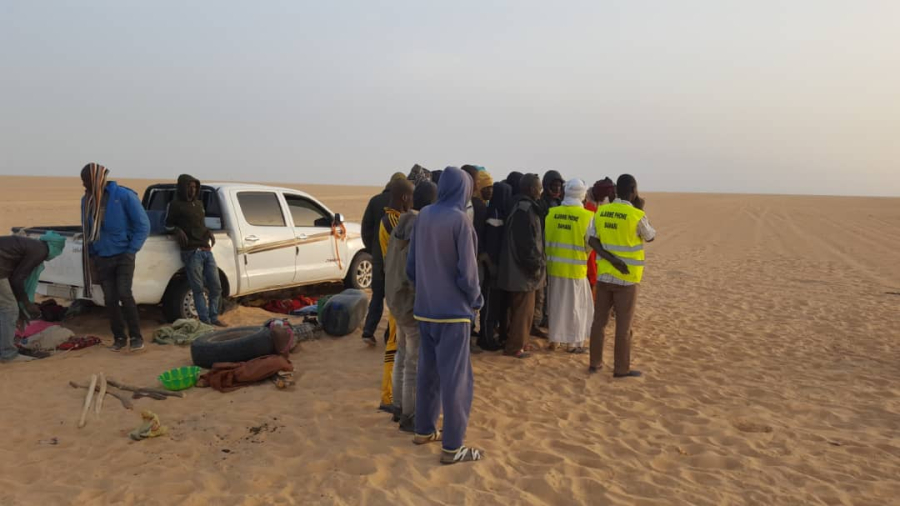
[594,203,646,284]
[545,205,593,280]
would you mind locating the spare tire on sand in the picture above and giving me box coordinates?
[191,326,276,369]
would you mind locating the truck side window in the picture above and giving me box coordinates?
[237,192,286,227]
[284,195,331,228]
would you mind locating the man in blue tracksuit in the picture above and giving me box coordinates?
[406,166,485,465]
[81,163,150,352]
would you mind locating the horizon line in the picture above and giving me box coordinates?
[0,173,897,199]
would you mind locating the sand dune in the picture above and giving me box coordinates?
[1,176,899,505]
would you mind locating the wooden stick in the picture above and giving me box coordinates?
[70,381,133,410]
[95,373,107,417]
[132,391,168,401]
[78,374,98,428]
[107,378,185,398]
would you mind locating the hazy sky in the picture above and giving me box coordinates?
[2,1,898,195]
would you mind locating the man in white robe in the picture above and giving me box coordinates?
[545,179,595,353]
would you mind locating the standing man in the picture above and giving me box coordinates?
[385,181,438,432]
[165,174,227,328]
[532,170,564,338]
[497,174,546,359]
[406,167,484,465]
[588,174,656,378]
[378,178,414,414]
[478,181,513,352]
[0,233,66,363]
[545,179,595,354]
[361,172,407,345]
[81,163,150,352]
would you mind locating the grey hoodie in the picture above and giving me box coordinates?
[384,211,418,326]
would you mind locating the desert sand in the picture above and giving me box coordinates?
[1,175,899,506]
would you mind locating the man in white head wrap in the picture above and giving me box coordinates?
[543,178,595,352]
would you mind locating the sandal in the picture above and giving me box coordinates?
[569,347,587,354]
[413,431,443,445]
[441,446,484,465]
[514,350,531,359]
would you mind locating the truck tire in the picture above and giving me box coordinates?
[190,326,276,369]
[162,276,225,323]
[344,252,373,290]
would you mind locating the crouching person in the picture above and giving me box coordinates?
[0,233,66,363]
[165,175,227,328]
[385,181,437,432]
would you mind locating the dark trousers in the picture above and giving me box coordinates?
[363,267,385,337]
[589,282,638,375]
[478,284,490,337]
[482,287,509,347]
[415,321,473,452]
[505,290,535,356]
[95,253,142,341]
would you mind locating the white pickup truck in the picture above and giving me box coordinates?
[13,183,373,322]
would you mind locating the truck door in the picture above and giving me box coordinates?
[233,191,297,290]
[283,193,342,283]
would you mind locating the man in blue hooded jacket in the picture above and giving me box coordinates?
[81,163,150,352]
[406,166,485,465]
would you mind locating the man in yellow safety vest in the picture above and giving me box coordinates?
[587,174,656,378]
[545,179,595,354]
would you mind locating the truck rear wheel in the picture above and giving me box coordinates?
[162,276,224,323]
[344,252,373,290]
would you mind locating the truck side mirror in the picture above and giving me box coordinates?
[333,213,344,225]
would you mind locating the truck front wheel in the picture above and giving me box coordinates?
[344,252,373,290]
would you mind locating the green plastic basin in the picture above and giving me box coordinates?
[158,366,201,391]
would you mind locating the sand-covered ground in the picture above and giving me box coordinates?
[1,176,898,505]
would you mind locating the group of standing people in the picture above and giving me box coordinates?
[363,163,656,465]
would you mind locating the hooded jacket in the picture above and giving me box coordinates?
[384,210,418,325]
[82,181,150,258]
[497,194,546,293]
[361,190,389,254]
[406,167,483,322]
[505,171,524,197]
[539,170,564,218]
[165,174,211,251]
[361,173,406,265]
